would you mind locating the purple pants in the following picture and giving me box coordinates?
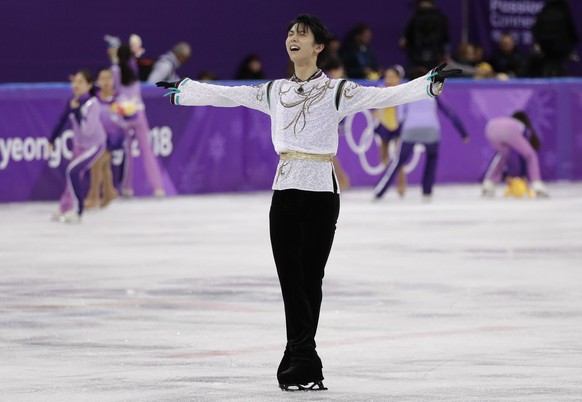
[374,141,439,198]
[484,117,541,183]
[121,111,164,194]
[59,144,105,215]
[374,123,401,143]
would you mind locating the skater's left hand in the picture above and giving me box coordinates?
[431,63,463,83]
[156,81,181,97]
[156,81,180,89]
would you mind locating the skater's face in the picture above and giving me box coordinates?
[286,23,323,64]
[97,69,115,95]
[71,72,92,98]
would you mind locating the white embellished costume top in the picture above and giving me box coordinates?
[169,71,443,193]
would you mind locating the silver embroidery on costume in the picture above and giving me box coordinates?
[342,81,359,100]
[279,80,334,135]
[255,83,266,102]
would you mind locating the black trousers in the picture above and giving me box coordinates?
[269,189,340,360]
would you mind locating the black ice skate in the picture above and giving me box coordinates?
[277,357,327,392]
[279,381,328,392]
[276,348,291,376]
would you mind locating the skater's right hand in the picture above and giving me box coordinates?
[155,81,180,89]
[156,81,182,99]
[430,63,463,83]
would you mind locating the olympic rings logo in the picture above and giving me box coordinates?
[343,110,425,175]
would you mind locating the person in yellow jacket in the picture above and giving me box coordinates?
[374,65,407,196]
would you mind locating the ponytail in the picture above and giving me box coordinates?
[117,45,137,86]
[512,111,541,151]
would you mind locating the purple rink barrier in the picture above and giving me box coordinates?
[1,79,581,203]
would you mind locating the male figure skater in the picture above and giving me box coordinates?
[157,14,460,391]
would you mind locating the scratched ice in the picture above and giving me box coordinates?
[1,183,581,401]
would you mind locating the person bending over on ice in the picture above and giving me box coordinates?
[482,111,549,198]
[157,14,461,392]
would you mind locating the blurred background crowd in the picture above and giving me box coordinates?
[1,0,579,84]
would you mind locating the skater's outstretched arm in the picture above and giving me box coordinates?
[157,78,273,114]
[337,64,461,118]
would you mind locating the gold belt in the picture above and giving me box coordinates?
[279,151,334,162]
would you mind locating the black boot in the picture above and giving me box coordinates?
[278,355,326,391]
[276,348,290,377]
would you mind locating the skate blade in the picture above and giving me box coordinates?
[279,381,327,392]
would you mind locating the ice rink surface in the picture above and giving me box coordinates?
[1,183,581,401]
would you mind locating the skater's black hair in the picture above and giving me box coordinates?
[512,111,541,151]
[117,44,138,87]
[287,14,330,66]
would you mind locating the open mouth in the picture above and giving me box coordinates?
[290,45,300,52]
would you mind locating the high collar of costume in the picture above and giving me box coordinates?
[290,69,323,84]
[290,69,324,94]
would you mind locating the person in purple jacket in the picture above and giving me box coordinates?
[373,66,469,201]
[481,111,549,197]
[85,67,128,209]
[110,44,165,197]
[49,69,107,223]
